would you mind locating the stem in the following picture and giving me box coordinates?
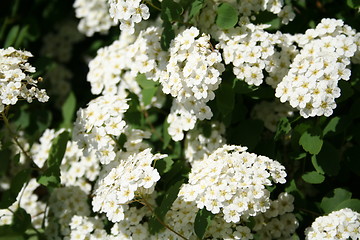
[1,112,33,162]
[144,0,161,11]
[141,197,188,240]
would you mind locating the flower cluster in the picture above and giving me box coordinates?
[185,121,226,164]
[305,208,360,239]
[276,18,360,118]
[69,215,109,240]
[179,145,287,223]
[253,192,299,239]
[73,0,116,36]
[45,186,91,239]
[92,148,166,222]
[216,21,297,87]
[73,94,129,164]
[87,25,165,96]
[251,100,294,132]
[0,179,45,228]
[0,47,49,113]
[161,27,225,141]
[108,0,150,34]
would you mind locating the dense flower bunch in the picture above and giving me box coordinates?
[73,0,116,36]
[92,148,166,222]
[162,27,225,140]
[0,47,49,113]
[45,186,91,239]
[72,94,129,164]
[276,18,360,117]
[179,145,287,223]
[87,25,165,96]
[185,121,226,163]
[216,22,297,87]
[251,100,294,132]
[68,215,108,240]
[108,0,150,34]
[253,192,298,239]
[305,208,360,239]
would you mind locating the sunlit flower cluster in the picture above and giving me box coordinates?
[92,148,166,222]
[73,94,129,164]
[179,145,287,223]
[73,0,116,36]
[68,215,109,240]
[108,0,150,34]
[276,18,360,118]
[305,208,360,240]
[162,27,225,141]
[0,47,49,113]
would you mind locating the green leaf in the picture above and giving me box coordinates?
[142,87,158,106]
[12,208,32,233]
[253,11,281,30]
[0,226,24,240]
[334,199,360,212]
[320,188,352,214]
[347,0,360,8]
[161,0,183,22]
[274,117,291,141]
[188,0,205,19]
[311,155,325,175]
[155,156,174,175]
[162,118,171,150]
[161,20,175,51]
[299,128,323,155]
[0,169,31,209]
[14,25,29,48]
[194,208,215,239]
[229,119,264,151]
[302,171,325,184]
[5,25,20,48]
[60,92,76,129]
[323,117,340,136]
[337,81,354,102]
[38,131,69,189]
[216,81,234,117]
[47,131,69,167]
[136,74,157,89]
[312,142,340,176]
[216,3,238,29]
[149,180,184,234]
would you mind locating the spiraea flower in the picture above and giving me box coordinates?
[305,208,360,240]
[92,148,166,222]
[179,145,287,223]
[0,47,49,113]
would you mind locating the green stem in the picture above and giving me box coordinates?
[1,112,33,162]
[141,196,188,240]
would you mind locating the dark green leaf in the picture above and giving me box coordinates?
[5,25,20,48]
[155,156,174,175]
[47,131,69,167]
[194,208,215,239]
[60,92,76,129]
[0,226,24,240]
[337,81,354,103]
[0,169,30,209]
[312,142,340,176]
[302,171,325,184]
[299,127,323,155]
[37,166,60,189]
[188,0,205,19]
[323,117,340,136]
[12,208,32,233]
[216,81,234,117]
[334,199,360,212]
[161,20,175,51]
[216,3,238,29]
[229,119,264,151]
[162,118,171,150]
[320,188,352,214]
[347,0,360,8]
[274,117,291,141]
[253,11,281,30]
[149,180,184,234]
[161,0,183,22]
